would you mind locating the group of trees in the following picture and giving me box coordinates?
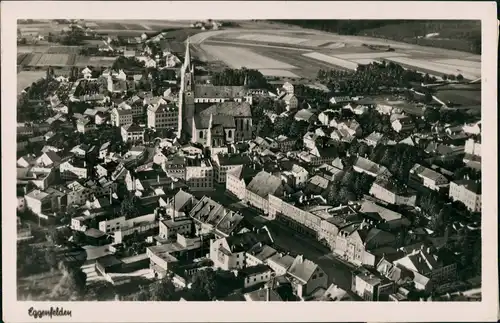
[58,26,87,46]
[210,68,270,90]
[73,79,106,97]
[50,262,88,300]
[356,108,394,136]
[326,170,375,205]
[253,114,310,141]
[112,56,146,71]
[189,268,240,301]
[320,61,424,95]
[370,144,424,184]
[133,277,176,301]
[417,191,453,233]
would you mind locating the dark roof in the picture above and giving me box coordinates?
[194,84,247,99]
[122,123,144,133]
[239,264,272,277]
[195,101,252,129]
[225,229,273,254]
[453,179,481,194]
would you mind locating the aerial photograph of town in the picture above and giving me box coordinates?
[16,19,482,302]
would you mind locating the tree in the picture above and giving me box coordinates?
[120,195,140,219]
[150,277,176,301]
[288,119,308,139]
[424,107,440,123]
[190,268,218,301]
[456,74,464,81]
[52,264,87,299]
[272,100,286,114]
[273,117,293,137]
[47,229,67,245]
[253,116,274,138]
[442,74,448,81]
[133,285,152,301]
[45,249,59,270]
[72,231,86,245]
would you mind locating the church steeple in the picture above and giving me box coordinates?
[184,38,192,71]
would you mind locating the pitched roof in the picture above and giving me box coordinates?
[246,244,278,262]
[268,253,295,270]
[194,84,247,99]
[452,179,481,194]
[195,101,252,129]
[224,229,273,254]
[288,255,319,284]
[244,287,283,301]
[353,156,389,176]
[122,123,144,133]
[410,164,448,183]
[359,200,403,222]
[246,171,283,198]
[358,227,396,250]
[365,131,385,142]
[215,210,245,236]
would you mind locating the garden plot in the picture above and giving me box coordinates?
[334,52,408,60]
[33,54,70,67]
[201,44,297,70]
[302,52,358,70]
[387,57,480,80]
[259,69,299,78]
[46,46,82,54]
[236,34,307,45]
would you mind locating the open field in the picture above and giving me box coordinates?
[18,270,64,300]
[387,57,480,80]
[434,89,481,106]
[334,52,408,60]
[350,58,382,65]
[200,44,297,74]
[207,39,310,51]
[46,46,82,54]
[237,33,308,45]
[258,69,299,78]
[31,53,70,67]
[303,52,359,70]
[190,27,481,82]
[17,71,46,93]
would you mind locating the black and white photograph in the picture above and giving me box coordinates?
[2,1,498,322]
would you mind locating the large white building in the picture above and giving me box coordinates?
[449,180,481,212]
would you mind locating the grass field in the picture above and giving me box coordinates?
[17,270,64,301]
[387,56,480,80]
[434,89,481,106]
[18,71,46,93]
[302,52,359,70]
[201,44,297,72]
[334,52,408,60]
[46,46,82,54]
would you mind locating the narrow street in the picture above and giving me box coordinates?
[204,186,357,291]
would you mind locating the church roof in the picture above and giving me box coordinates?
[194,84,248,99]
[195,102,251,129]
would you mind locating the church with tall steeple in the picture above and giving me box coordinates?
[177,39,254,147]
